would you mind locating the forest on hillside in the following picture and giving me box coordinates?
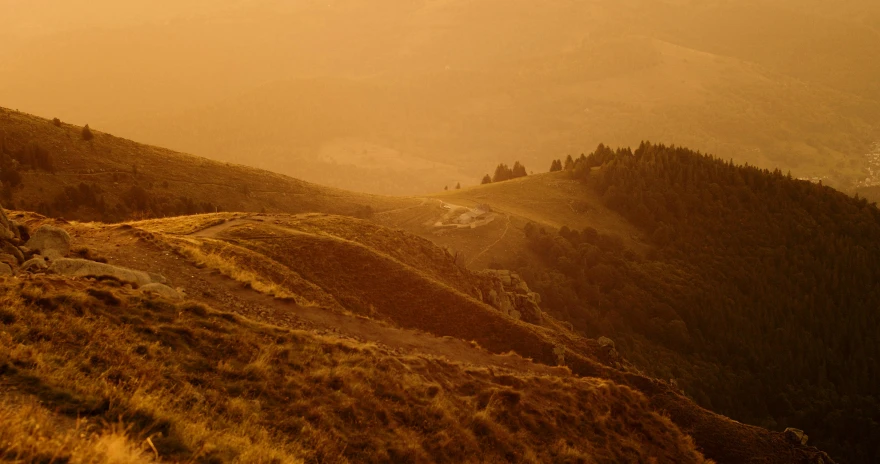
[515,143,880,463]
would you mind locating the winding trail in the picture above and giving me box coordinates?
[467,213,511,266]
[73,219,565,378]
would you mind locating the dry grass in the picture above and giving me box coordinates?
[170,236,298,301]
[0,275,711,463]
[163,234,345,312]
[0,400,153,464]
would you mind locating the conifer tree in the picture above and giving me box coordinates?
[481,174,492,184]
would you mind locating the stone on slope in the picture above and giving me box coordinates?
[784,428,809,446]
[1,241,24,264]
[25,225,71,259]
[140,283,182,300]
[49,258,154,286]
[20,257,49,273]
[0,206,14,240]
[0,263,12,276]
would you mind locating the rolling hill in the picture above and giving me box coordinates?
[0,203,833,463]
[0,107,416,222]
[405,145,880,463]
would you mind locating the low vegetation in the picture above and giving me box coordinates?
[0,275,712,463]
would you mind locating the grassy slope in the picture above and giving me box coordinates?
[0,276,712,464]
[376,172,646,269]
[58,210,829,464]
[0,107,417,221]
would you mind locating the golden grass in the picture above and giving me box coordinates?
[0,276,711,463]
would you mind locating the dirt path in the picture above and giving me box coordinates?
[73,223,566,378]
[467,214,511,266]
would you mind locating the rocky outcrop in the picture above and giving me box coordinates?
[25,225,71,259]
[48,259,157,286]
[140,283,182,300]
[474,269,543,324]
[784,428,809,446]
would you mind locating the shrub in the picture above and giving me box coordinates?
[82,124,94,141]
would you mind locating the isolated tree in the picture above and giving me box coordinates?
[52,118,62,127]
[481,174,492,184]
[81,124,94,141]
[550,159,563,172]
[455,182,461,190]
[444,185,448,191]
[512,161,527,178]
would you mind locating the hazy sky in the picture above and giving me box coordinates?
[2,0,878,194]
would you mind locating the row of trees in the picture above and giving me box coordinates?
[517,142,880,463]
[480,161,528,184]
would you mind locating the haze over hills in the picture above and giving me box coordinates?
[3,1,880,462]
[2,0,878,194]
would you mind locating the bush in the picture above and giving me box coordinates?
[52,118,62,127]
[82,124,94,141]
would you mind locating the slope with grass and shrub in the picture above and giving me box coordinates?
[1,274,719,464]
[483,143,880,463]
[0,107,414,222]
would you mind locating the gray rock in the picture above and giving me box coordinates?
[25,225,71,259]
[140,283,181,300]
[784,428,808,445]
[21,257,49,273]
[0,263,12,276]
[0,206,13,240]
[48,258,153,286]
[0,253,16,268]
[1,241,24,264]
[147,272,168,285]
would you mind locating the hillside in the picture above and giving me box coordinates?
[0,107,416,222]
[0,204,833,463]
[444,144,880,463]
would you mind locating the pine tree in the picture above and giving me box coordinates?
[455,182,461,190]
[481,174,492,184]
[550,159,563,172]
[512,161,528,178]
[564,155,575,170]
[493,164,513,182]
[82,124,94,141]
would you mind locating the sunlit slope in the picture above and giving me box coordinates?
[375,172,647,269]
[19,209,831,464]
[0,107,415,221]
[0,276,714,463]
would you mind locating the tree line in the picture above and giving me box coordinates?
[515,142,880,463]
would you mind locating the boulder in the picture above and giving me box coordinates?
[20,257,49,273]
[0,263,12,276]
[784,428,808,446]
[598,336,616,350]
[48,258,153,286]
[147,272,169,285]
[0,253,16,268]
[0,206,14,240]
[140,283,182,300]
[25,225,71,259]
[1,241,24,264]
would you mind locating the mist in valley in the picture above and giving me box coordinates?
[2,0,879,195]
